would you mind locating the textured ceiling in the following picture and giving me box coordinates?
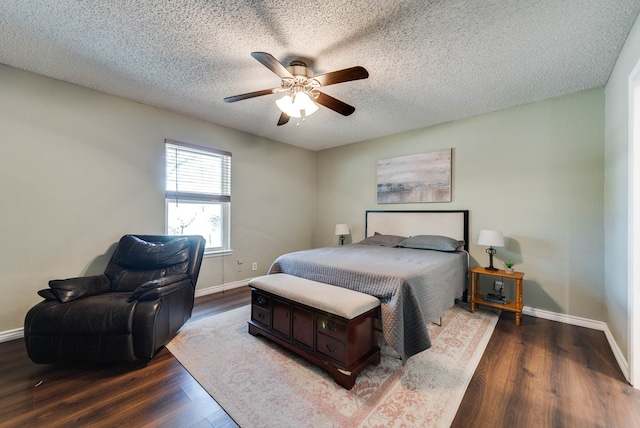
[1,1,639,151]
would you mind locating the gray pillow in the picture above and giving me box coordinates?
[398,235,463,252]
[358,232,407,247]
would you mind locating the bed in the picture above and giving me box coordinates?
[268,210,469,362]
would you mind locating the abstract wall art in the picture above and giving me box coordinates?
[377,148,452,203]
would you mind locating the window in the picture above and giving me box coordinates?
[165,139,231,254]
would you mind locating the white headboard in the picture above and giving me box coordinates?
[365,210,469,250]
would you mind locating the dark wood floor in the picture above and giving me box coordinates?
[2,287,639,427]
[0,288,248,428]
[452,310,640,428]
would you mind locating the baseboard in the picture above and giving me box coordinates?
[0,327,23,343]
[523,306,606,330]
[523,306,630,382]
[194,279,250,298]
[602,324,630,383]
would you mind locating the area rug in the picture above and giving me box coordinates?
[167,303,498,428]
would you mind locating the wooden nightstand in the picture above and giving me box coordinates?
[469,266,525,325]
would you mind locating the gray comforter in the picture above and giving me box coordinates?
[268,244,468,362]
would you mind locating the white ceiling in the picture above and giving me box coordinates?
[1,1,639,151]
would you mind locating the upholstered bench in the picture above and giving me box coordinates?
[248,273,381,390]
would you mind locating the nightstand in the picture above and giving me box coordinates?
[469,266,525,325]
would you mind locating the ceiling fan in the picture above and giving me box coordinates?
[224,52,369,126]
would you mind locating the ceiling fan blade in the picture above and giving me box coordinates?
[277,112,290,126]
[251,52,294,79]
[223,88,276,103]
[315,92,356,116]
[313,66,369,87]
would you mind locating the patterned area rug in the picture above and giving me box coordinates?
[167,303,498,428]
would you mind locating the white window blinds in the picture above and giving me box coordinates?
[165,140,231,202]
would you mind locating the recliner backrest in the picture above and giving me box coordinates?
[105,234,205,292]
[134,234,206,285]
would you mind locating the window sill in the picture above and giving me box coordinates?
[204,249,234,258]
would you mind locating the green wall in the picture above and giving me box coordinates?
[0,64,316,332]
[316,89,605,320]
[604,13,640,365]
[0,58,616,348]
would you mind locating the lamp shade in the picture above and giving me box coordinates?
[293,92,319,115]
[276,92,319,118]
[477,230,504,247]
[275,95,296,117]
[335,224,350,235]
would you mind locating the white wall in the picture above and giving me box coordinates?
[0,64,316,332]
[316,89,605,320]
[604,13,640,369]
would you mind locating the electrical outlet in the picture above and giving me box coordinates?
[494,281,504,292]
[237,260,243,272]
[252,262,258,271]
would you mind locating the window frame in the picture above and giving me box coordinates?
[164,139,232,255]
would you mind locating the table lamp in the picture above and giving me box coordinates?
[335,224,350,245]
[478,229,504,271]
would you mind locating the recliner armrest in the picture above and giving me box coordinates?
[48,274,111,303]
[127,274,191,302]
[37,289,58,300]
[136,280,193,301]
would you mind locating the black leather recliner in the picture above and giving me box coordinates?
[24,234,206,364]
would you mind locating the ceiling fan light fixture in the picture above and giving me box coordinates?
[294,92,319,115]
[276,91,319,119]
[225,52,368,126]
[275,94,297,117]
